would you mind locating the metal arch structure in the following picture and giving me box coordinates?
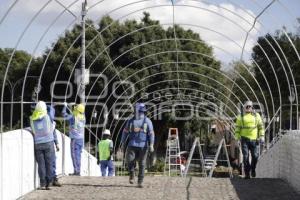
[1,0,300,197]
[0,1,298,145]
[1,0,299,127]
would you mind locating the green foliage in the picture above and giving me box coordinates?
[1,12,225,146]
[0,48,31,88]
[225,61,257,113]
[251,30,300,119]
[148,158,165,172]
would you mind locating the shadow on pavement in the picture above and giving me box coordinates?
[230,178,300,200]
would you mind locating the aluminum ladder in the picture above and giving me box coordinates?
[184,137,207,177]
[164,128,183,177]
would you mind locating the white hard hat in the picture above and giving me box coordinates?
[35,101,47,111]
[103,129,111,136]
[244,100,253,107]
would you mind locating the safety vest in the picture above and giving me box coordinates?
[98,139,112,161]
[30,114,54,144]
[235,112,264,140]
[129,117,148,134]
[127,117,149,147]
[70,117,85,139]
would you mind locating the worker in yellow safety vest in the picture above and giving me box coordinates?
[97,129,114,176]
[235,100,265,179]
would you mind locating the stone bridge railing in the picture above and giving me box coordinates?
[256,130,300,193]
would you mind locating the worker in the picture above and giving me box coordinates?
[97,129,114,176]
[30,101,55,190]
[62,102,86,176]
[235,100,265,179]
[121,103,155,188]
[47,105,61,187]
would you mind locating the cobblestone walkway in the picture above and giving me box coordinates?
[23,176,300,200]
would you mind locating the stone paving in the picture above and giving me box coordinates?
[23,176,300,200]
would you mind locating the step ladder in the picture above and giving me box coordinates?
[184,137,207,177]
[208,137,233,178]
[164,128,183,177]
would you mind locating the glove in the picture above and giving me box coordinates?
[63,102,68,107]
[259,137,265,144]
[97,160,100,165]
[56,144,60,152]
[149,144,154,153]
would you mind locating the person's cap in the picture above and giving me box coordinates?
[135,103,146,112]
[103,129,111,136]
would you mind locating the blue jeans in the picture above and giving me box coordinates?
[241,137,259,175]
[100,160,114,176]
[34,141,54,187]
[51,143,57,180]
[126,146,148,183]
[71,138,83,174]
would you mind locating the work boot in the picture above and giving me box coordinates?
[244,173,250,179]
[69,172,80,176]
[137,182,143,188]
[52,178,62,187]
[37,186,47,190]
[251,170,256,178]
[129,174,134,184]
[45,183,50,190]
[138,180,143,188]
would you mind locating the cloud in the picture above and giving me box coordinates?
[1,0,260,63]
[88,0,260,63]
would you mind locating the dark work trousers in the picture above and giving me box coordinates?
[241,137,259,175]
[34,141,55,187]
[126,146,148,183]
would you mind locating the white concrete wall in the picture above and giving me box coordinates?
[0,129,100,200]
[257,131,300,193]
[0,130,35,200]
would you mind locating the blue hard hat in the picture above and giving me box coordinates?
[135,103,146,112]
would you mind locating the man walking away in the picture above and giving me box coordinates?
[235,101,265,179]
[97,129,114,176]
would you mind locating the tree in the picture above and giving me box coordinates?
[2,13,225,151]
[252,30,300,121]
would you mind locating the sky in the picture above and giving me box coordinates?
[0,0,299,65]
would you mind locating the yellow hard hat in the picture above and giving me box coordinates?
[75,104,85,113]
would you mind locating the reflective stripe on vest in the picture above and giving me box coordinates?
[241,113,257,129]
[98,139,111,161]
[237,126,257,129]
